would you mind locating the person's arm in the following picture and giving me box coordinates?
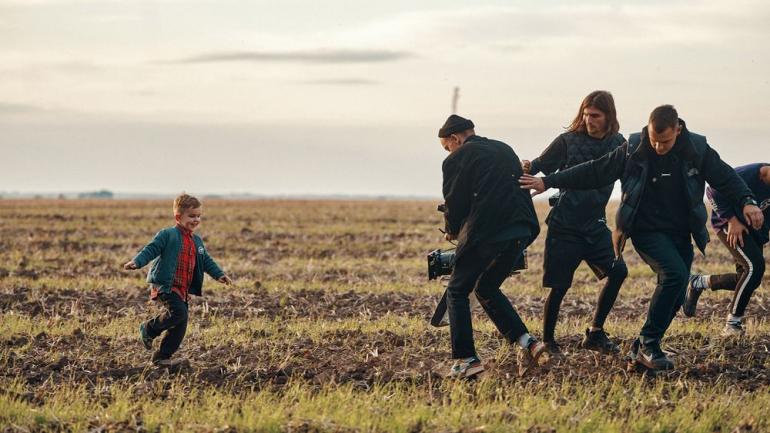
[125,230,167,269]
[200,245,230,284]
[545,142,628,190]
[520,143,628,194]
[529,136,567,176]
[701,146,763,229]
[442,156,472,237]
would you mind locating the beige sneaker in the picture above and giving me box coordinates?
[721,322,745,338]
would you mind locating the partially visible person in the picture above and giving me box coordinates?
[685,163,770,336]
[522,90,628,357]
[124,193,232,365]
[438,114,546,378]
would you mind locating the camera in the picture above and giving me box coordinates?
[427,248,527,280]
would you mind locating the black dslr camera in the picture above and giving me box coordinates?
[428,203,527,280]
[427,248,527,280]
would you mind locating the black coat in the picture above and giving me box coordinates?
[442,135,540,259]
[531,131,625,236]
[543,121,754,256]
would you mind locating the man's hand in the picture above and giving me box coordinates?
[726,216,748,248]
[521,160,532,174]
[218,275,233,285]
[444,232,456,242]
[519,174,547,196]
[123,260,137,270]
[743,204,764,230]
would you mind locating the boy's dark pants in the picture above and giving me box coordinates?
[631,232,694,346]
[446,238,529,359]
[145,292,189,361]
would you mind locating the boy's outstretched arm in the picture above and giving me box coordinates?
[125,230,168,270]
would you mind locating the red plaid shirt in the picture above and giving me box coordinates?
[150,225,196,302]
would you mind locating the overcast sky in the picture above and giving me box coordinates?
[2,0,769,196]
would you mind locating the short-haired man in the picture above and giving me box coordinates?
[685,163,770,336]
[520,105,763,371]
[438,114,546,378]
[522,90,628,356]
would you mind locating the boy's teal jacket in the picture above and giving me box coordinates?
[132,226,225,297]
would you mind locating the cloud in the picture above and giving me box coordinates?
[167,49,413,65]
[300,78,379,86]
[0,102,45,115]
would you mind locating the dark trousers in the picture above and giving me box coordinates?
[709,230,766,317]
[145,291,189,361]
[632,232,693,345]
[541,229,628,341]
[446,238,529,359]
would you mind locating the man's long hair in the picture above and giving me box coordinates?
[567,90,620,136]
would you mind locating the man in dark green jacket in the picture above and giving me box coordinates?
[438,114,545,378]
[519,105,763,371]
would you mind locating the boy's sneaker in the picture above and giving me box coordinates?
[580,328,620,353]
[517,337,548,377]
[721,322,746,337]
[683,275,705,317]
[637,342,675,371]
[447,356,485,379]
[139,323,153,350]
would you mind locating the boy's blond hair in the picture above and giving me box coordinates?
[173,193,202,215]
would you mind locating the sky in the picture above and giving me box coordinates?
[2,0,769,197]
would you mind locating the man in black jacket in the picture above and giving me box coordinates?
[519,105,763,371]
[522,90,628,356]
[438,114,545,378]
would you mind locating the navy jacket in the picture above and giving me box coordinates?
[708,163,770,245]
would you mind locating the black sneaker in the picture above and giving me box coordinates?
[139,323,153,351]
[581,328,620,353]
[683,275,704,317]
[637,342,675,371]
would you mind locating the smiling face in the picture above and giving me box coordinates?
[176,206,202,232]
[647,123,682,155]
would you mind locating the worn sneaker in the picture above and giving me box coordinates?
[637,342,675,371]
[447,356,485,378]
[683,275,705,317]
[139,323,153,350]
[721,322,746,337]
[517,338,548,377]
[581,328,620,353]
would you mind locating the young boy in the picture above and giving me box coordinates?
[124,193,232,364]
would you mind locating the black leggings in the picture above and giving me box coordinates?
[543,261,627,342]
[709,230,765,317]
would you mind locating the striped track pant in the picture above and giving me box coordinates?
[710,229,766,316]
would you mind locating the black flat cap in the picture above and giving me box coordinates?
[438,114,474,138]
